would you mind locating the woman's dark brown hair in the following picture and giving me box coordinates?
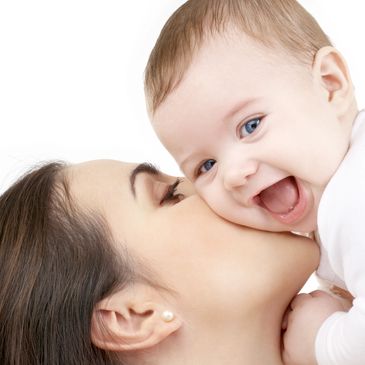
[0,162,133,364]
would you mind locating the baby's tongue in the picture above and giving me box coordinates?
[259,177,298,214]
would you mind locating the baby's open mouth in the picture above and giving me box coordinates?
[255,176,299,215]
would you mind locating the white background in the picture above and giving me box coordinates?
[1,1,364,291]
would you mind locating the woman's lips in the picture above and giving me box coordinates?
[256,177,308,225]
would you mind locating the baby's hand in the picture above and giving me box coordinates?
[282,290,345,365]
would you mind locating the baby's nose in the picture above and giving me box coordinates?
[224,170,247,191]
[223,162,257,191]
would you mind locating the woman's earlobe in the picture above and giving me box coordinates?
[312,46,354,116]
[90,289,182,352]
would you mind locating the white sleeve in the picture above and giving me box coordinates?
[315,299,365,365]
[316,137,365,364]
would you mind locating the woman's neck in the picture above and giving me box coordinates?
[128,311,285,365]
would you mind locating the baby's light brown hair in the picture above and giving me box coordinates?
[145,0,332,114]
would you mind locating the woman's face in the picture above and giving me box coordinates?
[68,159,319,361]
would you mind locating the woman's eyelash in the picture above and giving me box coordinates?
[160,178,183,205]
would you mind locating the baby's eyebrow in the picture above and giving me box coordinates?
[129,162,160,197]
[222,97,257,122]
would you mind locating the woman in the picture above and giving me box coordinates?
[0,159,319,364]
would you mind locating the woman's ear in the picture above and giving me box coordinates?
[312,46,354,117]
[90,285,182,352]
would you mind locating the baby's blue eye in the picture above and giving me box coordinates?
[198,159,216,175]
[239,117,261,138]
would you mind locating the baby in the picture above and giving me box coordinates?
[144,1,364,364]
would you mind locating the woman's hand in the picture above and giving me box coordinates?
[282,290,347,365]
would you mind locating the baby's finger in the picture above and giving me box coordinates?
[309,289,330,298]
[282,306,290,330]
[290,293,310,309]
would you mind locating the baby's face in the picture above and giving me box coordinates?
[152,30,350,233]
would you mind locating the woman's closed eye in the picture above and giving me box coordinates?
[238,116,263,138]
[160,178,185,205]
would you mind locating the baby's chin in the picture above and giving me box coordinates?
[234,217,317,235]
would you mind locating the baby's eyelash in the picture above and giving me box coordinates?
[194,159,216,179]
[160,179,184,205]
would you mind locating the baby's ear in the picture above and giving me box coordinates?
[90,285,182,352]
[312,46,354,117]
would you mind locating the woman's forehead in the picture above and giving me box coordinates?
[66,160,136,208]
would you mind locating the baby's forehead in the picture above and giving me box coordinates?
[154,34,299,109]
[156,31,302,112]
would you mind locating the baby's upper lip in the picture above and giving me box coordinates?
[231,175,293,208]
[250,176,292,205]
[254,176,304,219]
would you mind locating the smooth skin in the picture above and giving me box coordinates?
[66,159,319,365]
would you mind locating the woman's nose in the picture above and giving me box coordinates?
[180,177,196,197]
[223,161,258,191]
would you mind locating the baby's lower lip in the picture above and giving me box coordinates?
[256,178,308,225]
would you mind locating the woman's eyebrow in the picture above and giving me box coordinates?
[129,162,160,197]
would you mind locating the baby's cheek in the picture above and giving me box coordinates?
[201,189,232,219]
